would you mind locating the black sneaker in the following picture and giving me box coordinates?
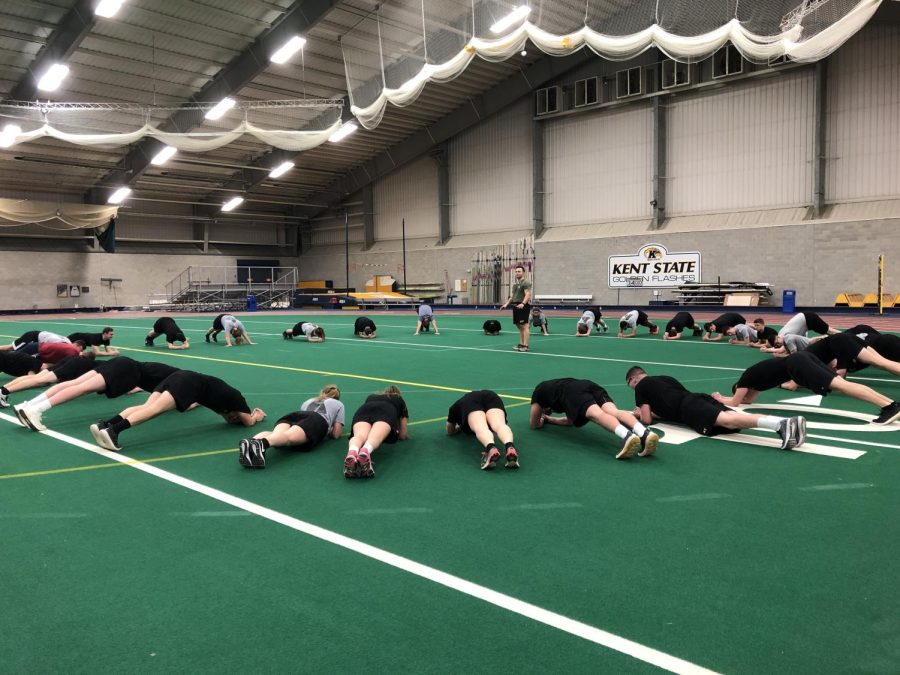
[211,332,218,343]
[693,327,703,337]
[239,439,266,468]
[282,330,290,340]
[638,429,659,457]
[776,418,797,450]
[144,337,154,347]
[95,426,122,451]
[205,333,210,343]
[616,432,641,459]
[873,401,900,425]
[0,391,8,408]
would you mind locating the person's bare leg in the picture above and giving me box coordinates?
[467,410,494,447]
[45,373,106,407]
[4,371,56,394]
[256,422,308,448]
[829,377,892,408]
[485,408,513,445]
[121,391,177,428]
[856,347,900,376]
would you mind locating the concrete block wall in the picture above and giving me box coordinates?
[0,250,300,311]
[299,218,899,308]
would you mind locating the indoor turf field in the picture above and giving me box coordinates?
[1,312,898,674]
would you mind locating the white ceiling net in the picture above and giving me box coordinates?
[0,100,344,153]
[342,0,882,129]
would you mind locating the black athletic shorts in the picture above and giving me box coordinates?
[455,390,506,434]
[808,333,865,370]
[512,303,532,326]
[678,393,739,437]
[155,371,205,412]
[212,314,226,331]
[802,312,831,335]
[351,400,401,443]
[275,410,329,448]
[786,352,836,395]
[49,357,96,382]
[96,358,142,398]
[1,352,41,377]
[564,381,613,427]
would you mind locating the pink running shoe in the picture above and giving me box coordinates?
[357,451,375,478]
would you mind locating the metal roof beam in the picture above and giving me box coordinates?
[85,0,341,204]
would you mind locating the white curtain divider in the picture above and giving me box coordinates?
[348,0,882,130]
[0,198,118,230]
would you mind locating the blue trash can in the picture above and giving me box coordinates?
[246,294,257,312]
[782,289,796,313]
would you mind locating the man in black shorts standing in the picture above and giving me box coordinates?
[702,312,746,341]
[712,352,900,425]
[530,378,658,459]
[663,311,703,340]
[447,390,519,470]
[625,366,806,450]
[354,316,377,339]
[145,317,190,350]
[500,264,532,352]
[90,370,266,451]
[67,328,118,356]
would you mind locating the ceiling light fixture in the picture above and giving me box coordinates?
[95,0,126,18]
[490,6,531,34]
[0,124,22,148]
[222,196,244,212]
[37,63,70,92]
[205,97,236,121]
[107,187,132,204]
[271,36,307,64]
[150,145,177,166]
[328,121,358,143]
[268,161,294,178]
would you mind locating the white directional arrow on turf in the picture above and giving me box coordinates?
[778,394,823,406]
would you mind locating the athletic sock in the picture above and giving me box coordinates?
[484,442,498,453]
[632,422,647,436]
[347,445,359,455]
[613,424,630,439]
[362,442,374,453]
[757,416,783,431]
[31,396,52,413]
[504,441,515,451]
[0,386,8,395]
[258,438,271,449]
[108,414,124,426]
[111,419,131,434]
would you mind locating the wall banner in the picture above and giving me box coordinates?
[608,243,701,288]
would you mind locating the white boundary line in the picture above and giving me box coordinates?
[0,412,718,675]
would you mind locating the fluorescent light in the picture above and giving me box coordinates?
[271,35,306,64]
[205,97,236,121]
[150,145,177,166]
[268,161,294,178]
[222,196,244,212]
[490,5,531,34]
[0,124,22,148]
[107,187,132,204]
[328,121,357,143]
[37,63,69,92]
[95,0,125,18]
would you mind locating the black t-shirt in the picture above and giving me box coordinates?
[138,362,180,392]
[198,375,251,414]
[153,317,185,342]
[49,355,98,381]
[0,350,41,376]
[531,378,576,413]
[634,375,690,421]
[363,393,409,420]
[355,317,376,333]
[736,358,791,392]
[665,312,695,333]
[68,332,110,347]
[805,333,865,369]
[711,313,745,331]
[758,326,778,345]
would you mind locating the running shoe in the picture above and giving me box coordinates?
[0,391,8,408]
[19,407,45,432]
[616,432,641,459]
[94,426,122,451]
[282,331,291,340]
[343,453,358,479]
[357,451,375,478]
[873,401,900,425]
[205,333,210,343]
[480,447,501,470]
[144,337,154,347]
[776,418,797,450]
[638,429,659,457]
[239,439,266,468]
[504,448,520,469]
[791,416,807,447]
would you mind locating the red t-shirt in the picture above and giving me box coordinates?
[38,342,82,364]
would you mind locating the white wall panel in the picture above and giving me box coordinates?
[375,155,438,240]
[667,71,814,215]
[545,104,653,225]
[211,221,281,245]
[827,25,900,202]
[449,98,532,234]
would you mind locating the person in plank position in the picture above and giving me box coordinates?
[343,385,409,479]
[446,390,519,470]
[145,317,190,350]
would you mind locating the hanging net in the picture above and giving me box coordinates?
[0,99,344,152]
[341,0,882,129]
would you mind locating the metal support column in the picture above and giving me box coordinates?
[812,60,828,218]
[362,184,375,250]
[432,144,450,244]
[650,96,667,230]
[533,117,545,239]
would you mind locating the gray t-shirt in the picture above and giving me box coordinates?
[620,310,639,329]
[301,397,345,432]
[578,310,596,326]
[222,315,244,334]
[301,322,319,338]
[38,331,70,344]
[778,313,808,337]
[733,324,758,341]
[417,305,433,319]
[782,334,812,354]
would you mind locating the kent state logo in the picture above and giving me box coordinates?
[642,246,663,260]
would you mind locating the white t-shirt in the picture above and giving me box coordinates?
[301,397,345,431]
[300,322,319,338]
[222,315,244,334]
[578,311,596,327]
[38,331,70,344]
[620,310,639,328]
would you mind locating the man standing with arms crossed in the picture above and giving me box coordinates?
[500,264,533,352]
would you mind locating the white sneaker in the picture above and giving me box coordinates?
[20,407,46,432]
